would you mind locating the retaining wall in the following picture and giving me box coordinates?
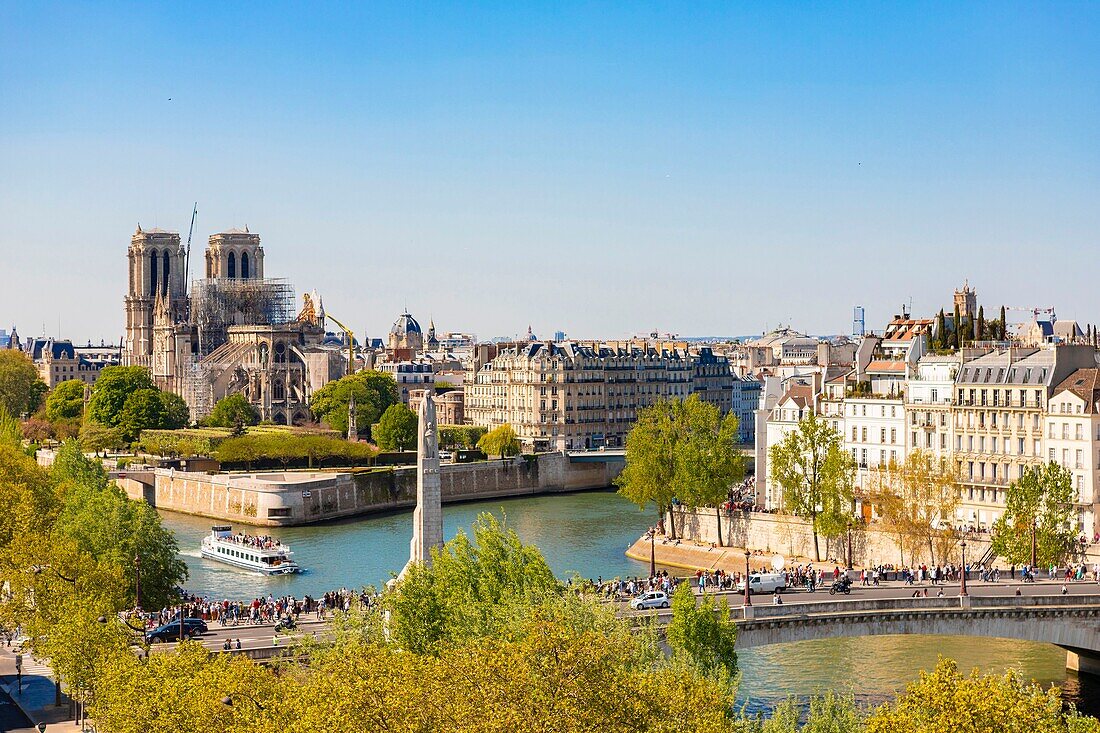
[115,452,624,526]
[670,507,993,568]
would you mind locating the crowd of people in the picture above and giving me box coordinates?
[135,587,374,629]
[220,532,288,551]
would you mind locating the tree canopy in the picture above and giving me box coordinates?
[0,349,45,417]
[204,393,260,429]
[86,366,188,441]
[768,412,855,561]
[374,402,418,451]
[45,379,86,422]
[867,450,960,566]
[992,462,1077,566]
[310,370,399,437]
[477,424,521,459]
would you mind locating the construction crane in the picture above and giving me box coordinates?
[183,203,198,293]
[325,313,357,375]
[1004,305,1056,322]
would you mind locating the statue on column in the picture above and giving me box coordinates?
[400,393,442,579]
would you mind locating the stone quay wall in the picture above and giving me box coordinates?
[115,453,623,527]
[668,507,993,569]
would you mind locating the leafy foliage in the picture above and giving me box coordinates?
[665,582,738,681]
[992,462,1077,566]
[45,379,86,422]
[0,349,45,417]
[311,370,399,437]
[867,450,961,566]
[386,514,560,654]
[213,432,376,469]
[768,412,856,561]
[374,402,418,451]
[865,658,1100,733]
[439,424,487,449]
[204,393,259,428]
[87,366,156,428]
[477,424,521,459]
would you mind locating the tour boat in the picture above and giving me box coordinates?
[200,526,302,575]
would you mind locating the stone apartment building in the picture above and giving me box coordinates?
[1045,368,1100,538]
[464,341,695,451]
[31,339,120,387]
[905,355,958,460]
[950,345,1097,531]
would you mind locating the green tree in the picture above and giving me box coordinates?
[665,582,738,681]
[46,379,86,422]
[769,412,856,561]
[387,513,560,654]
[51,442,188,608]
[0,405,22,446]
[976,304,986,340]
[617,398,686,538]
[117,388,167,442]
[991,462,1077,567]
[477,424,521,460]
[79,421,125,455]
[440,424,486,450]
[87,366,156,428]
[865,658,1100,733]
[374,403,418,451]
[675,398,745,547]
[0,349,44,417]
[159,391,190,429]
[310,370,399,437]
[1000,304,1008,340]
[205,394,259,428]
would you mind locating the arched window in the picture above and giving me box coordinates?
[227,252,236,279]
[149,251,159,296]
[241,252,250,279]
[273,380,285,400]
[162,251,171,295]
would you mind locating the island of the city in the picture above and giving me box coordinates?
[4,4,1099,732]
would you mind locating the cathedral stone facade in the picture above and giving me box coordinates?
[122,225,344,424]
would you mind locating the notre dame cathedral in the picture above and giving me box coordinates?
[122,225,345,424]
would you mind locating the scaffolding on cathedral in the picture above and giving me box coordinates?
[190,277,295,355]
[180,356,215,420]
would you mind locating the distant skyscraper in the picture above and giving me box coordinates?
[853,306,865,337]
[554,330,566,342]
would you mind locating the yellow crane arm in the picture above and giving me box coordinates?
[324,313,356,375]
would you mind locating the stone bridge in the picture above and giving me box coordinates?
[643,594,1100,675]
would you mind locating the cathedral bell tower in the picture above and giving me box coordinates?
[123,225,186,367]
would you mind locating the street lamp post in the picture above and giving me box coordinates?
[133,554,142,611]
[648,527,656,579]
[1030,520,1037,572]
[743,549,752,607]
[222,693,265,711]
[959,540,968,597]
[846,520,854,570]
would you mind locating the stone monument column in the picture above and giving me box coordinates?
[404,393,443,575]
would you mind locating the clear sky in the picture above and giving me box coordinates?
[2,3,1098,344]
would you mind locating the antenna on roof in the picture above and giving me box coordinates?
[183,202,198,295]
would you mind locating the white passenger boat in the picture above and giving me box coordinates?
[200,526,302,575]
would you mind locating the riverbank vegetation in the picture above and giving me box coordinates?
[617,395,745,543]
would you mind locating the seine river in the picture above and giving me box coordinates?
[159,489,1100,716]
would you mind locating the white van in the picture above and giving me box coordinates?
[736,572,787,595]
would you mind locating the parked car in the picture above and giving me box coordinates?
[629,591,670,610]
[146,618,207,643]
[736,572,788,595]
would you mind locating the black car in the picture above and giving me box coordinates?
[146,618,208,643]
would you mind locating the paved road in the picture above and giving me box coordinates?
[0,678,33,733]
[613,577,1100,615]
[149,618,331,654]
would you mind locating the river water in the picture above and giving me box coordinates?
[159,489,1100,716]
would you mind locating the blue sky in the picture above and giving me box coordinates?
[2,3,1098,343]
